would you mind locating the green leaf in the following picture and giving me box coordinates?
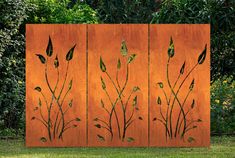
[133,96,137,107]
[34,87,41,92]
[69,99,73,108]
[191,99,195,109]
[187,137,195,143]
[54,55,59,68]
[127,137,135,142]
[157,96,161,105]
[127,54,136,64]
[100,57,106,72]
[38,98,42,107]
[101,77,106,89]
[157,82,163,88]
[198,44,207,64]
[117,58,121,69]
[133,86,140,92]
[68,80,73,90]
[75,118,81,122]
[138,117,143,120]
[94,124,101,128]
[46,36,53,57]
[168,37,175,58]
[40,137,47,143]
[97,134,105,142]
[36,54,46,64]
[180,61,186,74]
[120,40,128,56]
[189,79,195,90]
[100,99,105,108]
[66,44,76,61]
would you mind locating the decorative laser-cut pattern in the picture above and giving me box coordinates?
[26,24,210,147]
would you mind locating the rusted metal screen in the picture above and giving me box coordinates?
[26,24,210,147]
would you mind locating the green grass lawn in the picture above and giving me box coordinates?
[0,137,234,158]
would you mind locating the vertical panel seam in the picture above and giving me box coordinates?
[148,24,150,147]
[86,24,88,146]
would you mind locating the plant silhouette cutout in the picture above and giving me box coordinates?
[152,37,207,143]
[94,40,142,142]
[31,36,81,142]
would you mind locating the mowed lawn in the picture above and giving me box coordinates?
[0,137,234,158]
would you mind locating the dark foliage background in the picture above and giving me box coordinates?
[0,0,234,137]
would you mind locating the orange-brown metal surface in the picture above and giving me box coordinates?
[149,24,210,147]
[26,24,210,147]
[26,24,87,147]
[87,24,149,146]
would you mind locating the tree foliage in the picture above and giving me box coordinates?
[151,0,235,80]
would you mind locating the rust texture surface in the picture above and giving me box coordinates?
[26,24,210,147]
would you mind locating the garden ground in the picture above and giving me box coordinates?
[0,136,234,158]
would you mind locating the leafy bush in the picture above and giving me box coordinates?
[27,0,99,23]
[151,0,235,81]
[96,0,160,23]
[211,76,235,135]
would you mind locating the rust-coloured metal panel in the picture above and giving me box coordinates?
[26,24,87,147]
[87,24,149,146]
[149,24,210,147]
[26,24,210,147]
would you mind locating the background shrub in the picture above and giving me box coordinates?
[211,76,235,135]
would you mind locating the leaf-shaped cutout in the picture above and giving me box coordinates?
[127,54,136,64]
[38,98,42,107]
[180,61,186,74]
[36,54,46,64]
[94,124,101,128]
[133,86,140,92]
[120,40,128,56]
[127,137,135,142]
[73,124,78,128]
[157,82,163,88]
[69,99,73,108]
[75,118,81,122]
[133,96,137,107]
[34,87,41,92]
[191,99,195,109]
[197,119,202,122]
[138,117,143,120]
[189,79,195,90]
[31,117,36,120]
[100,77,106,89]
[68,79,73,90]
[97,134,105,141]
[46,36,53,57]
[93,118,99,121]
[153,117,157,121]
[198,44,207,64]
[117,58,121,69]
[168,37,175,58]
[157,96,161,105]
[187,137,195,143]
[100,99,105,108]
[66,44,76,61]
[100,57,106,72]
[33,107,38,111]
[54,55,59,68]
[40,137,47,143]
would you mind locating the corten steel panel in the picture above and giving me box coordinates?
[149,24,210,147]
[26,24,87,147]
[87,25,148,146]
